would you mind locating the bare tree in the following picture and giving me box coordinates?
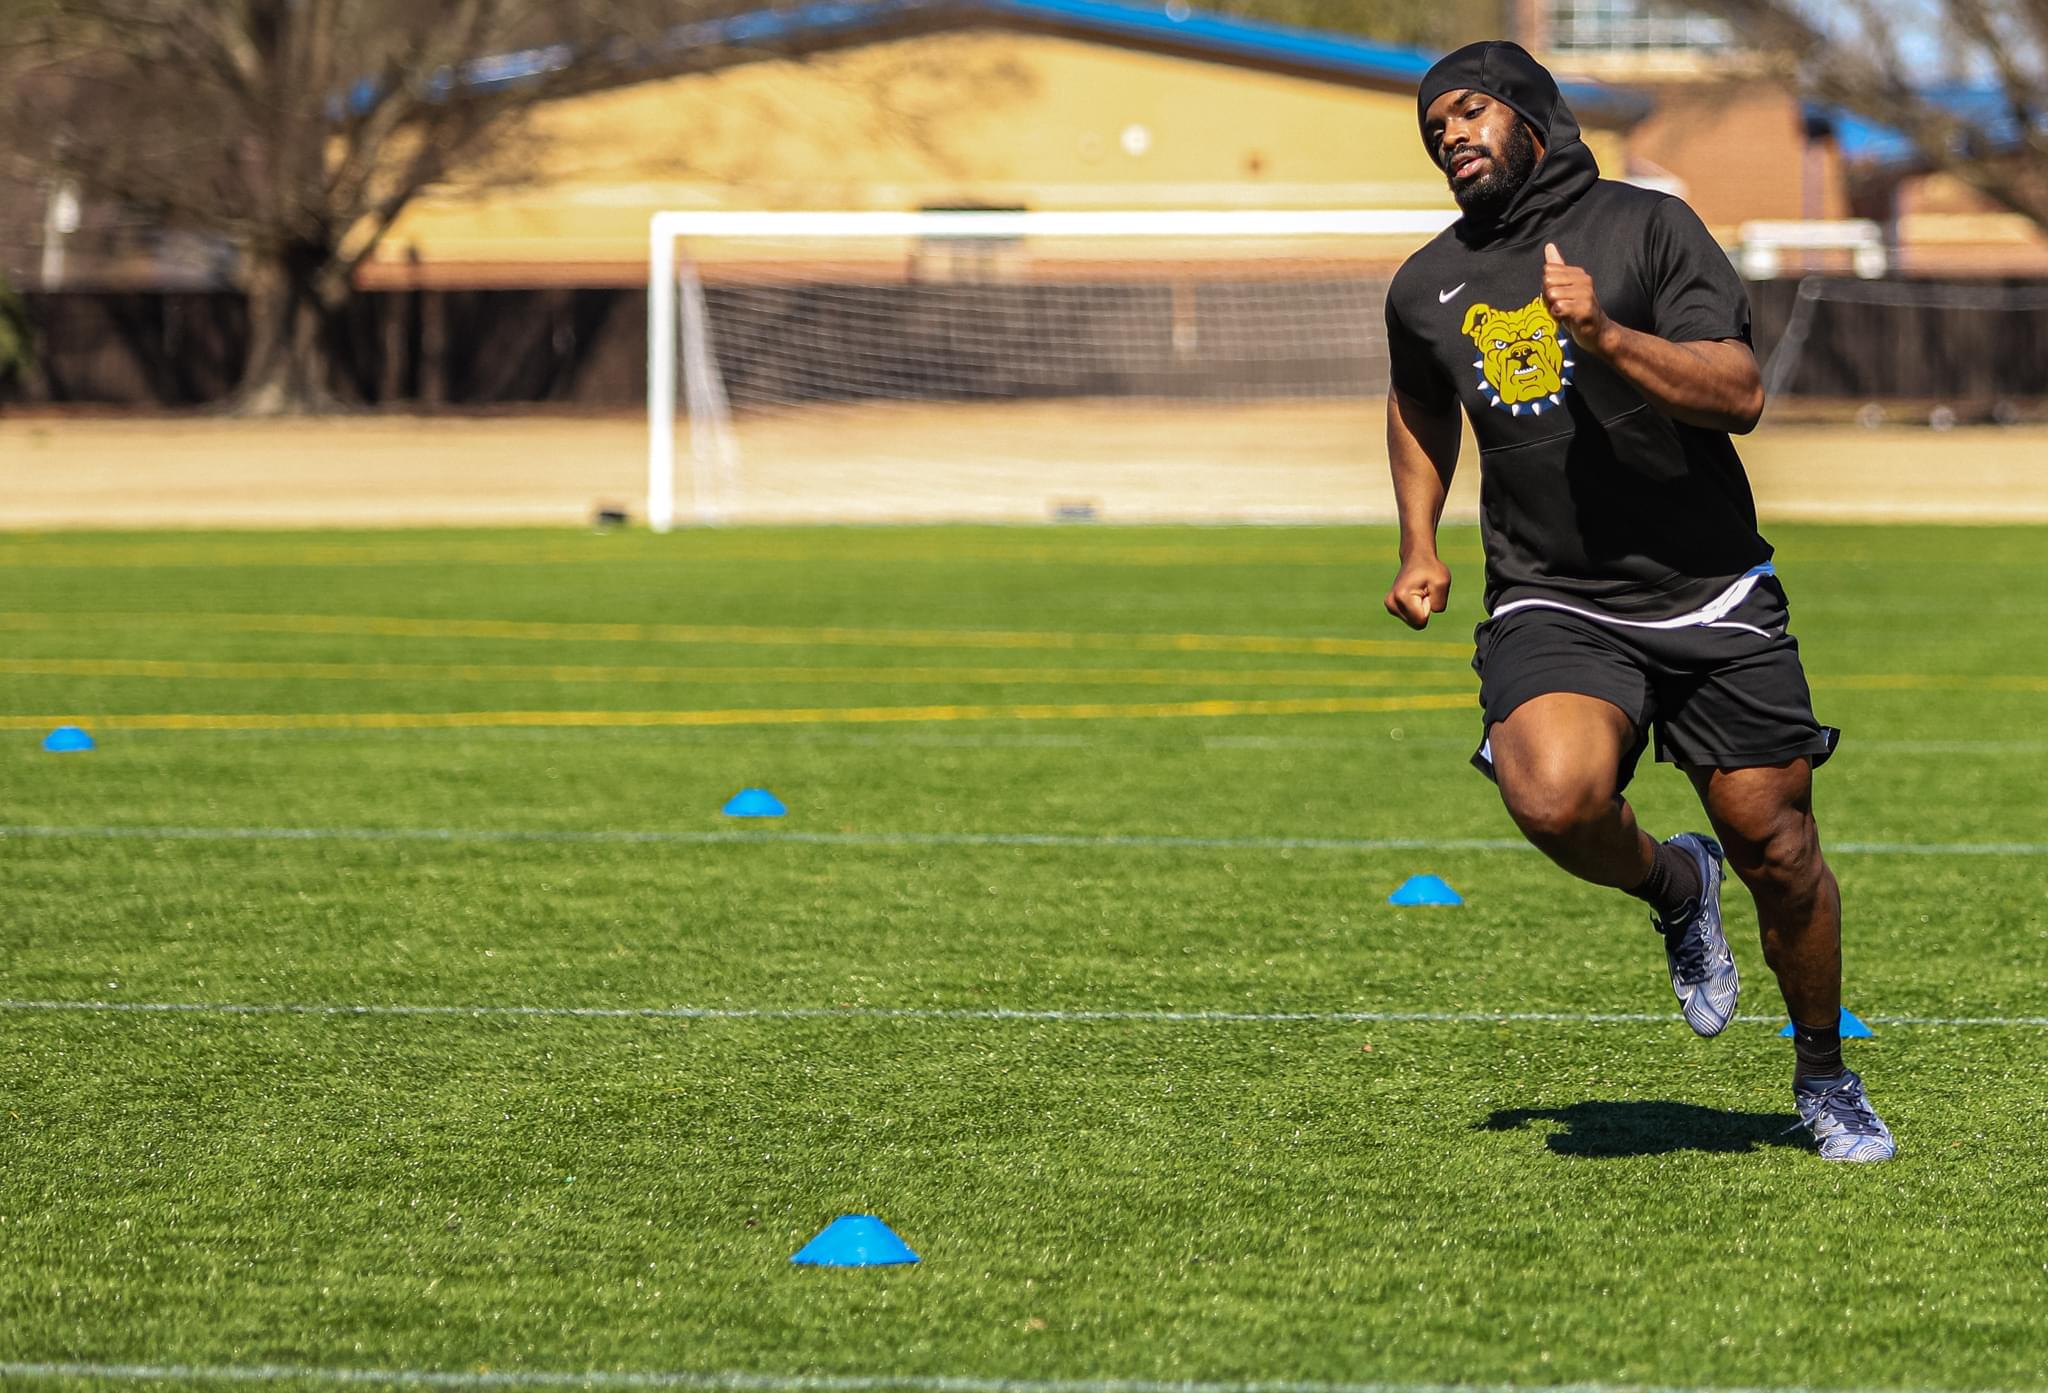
[1701,0,2048,231]
[0,1,770,413]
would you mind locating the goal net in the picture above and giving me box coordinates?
[646,210,1454,530]
[1760,275,2048,427]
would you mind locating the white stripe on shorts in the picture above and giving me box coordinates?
[1487,563,1776,634]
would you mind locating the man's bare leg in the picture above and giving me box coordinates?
[1685,761,1841,1057]
[1489,691,1739,1036]
[1687,759,1894,1159]
[1486,692,1655,888]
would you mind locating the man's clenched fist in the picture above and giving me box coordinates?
[1541,242,1611,355]
[1384,554,1452,630]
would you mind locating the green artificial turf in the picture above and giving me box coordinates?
[1,524,2044,1391]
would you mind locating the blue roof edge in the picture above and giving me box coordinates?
[435,0,1651,127]
[973,0,1649,123]
[1805,85,2038,172]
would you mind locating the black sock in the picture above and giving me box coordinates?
[1626,839,1704,924]
[1792,1018,1845,1083]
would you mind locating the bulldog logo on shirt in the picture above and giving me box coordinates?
[1462,296,1575,416]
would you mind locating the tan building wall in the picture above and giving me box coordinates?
[365,27,1634,287]
[1887,171,2048,275]
[1621,79,1847,237]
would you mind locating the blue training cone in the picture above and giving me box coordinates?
[42,725,95,753]
[1779,1007,1873,1039]
[1388,873,1463,906]
[721,788,786,818]
[791,1214,919,1267]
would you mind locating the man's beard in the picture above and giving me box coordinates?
[1447,118,1539,220]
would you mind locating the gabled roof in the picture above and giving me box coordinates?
[460,0,1652,128]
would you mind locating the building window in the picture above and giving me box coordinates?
[1550,0,1734,51]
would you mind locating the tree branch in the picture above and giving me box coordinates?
[1700,0,2048,230]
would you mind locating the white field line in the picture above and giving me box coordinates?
[1,823,2045,857]
[4,823,2048,856]
[0,822,1522,853]
[0,1361,2038,1393]
[5,999,2046,1030]
[72,725,2048,756]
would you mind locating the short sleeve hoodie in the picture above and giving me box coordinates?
[1386,41,1770,619]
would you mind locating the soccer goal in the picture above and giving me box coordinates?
[1759,275,2048,427]
[645,209,1456,530]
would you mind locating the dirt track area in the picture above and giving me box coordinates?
[2,403,2043,530]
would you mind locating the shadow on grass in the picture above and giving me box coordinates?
[1480,1100,1809,1157]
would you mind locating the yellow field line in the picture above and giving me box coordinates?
[0,541,609,569]
[0,540,1482,571]
[0,693,1474,733]
[0,657,1467,688]
[0,611,1471,659]
[1814,674,2048,693]
[7,652,2036,694]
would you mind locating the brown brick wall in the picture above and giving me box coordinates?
[1625,79,1847,233]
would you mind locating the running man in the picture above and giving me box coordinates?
[1381,41,1893,1161]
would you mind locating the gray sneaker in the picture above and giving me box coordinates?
[1655,832,1738,1037]
[1789,1069,1897,1163]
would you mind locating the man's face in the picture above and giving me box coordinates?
[1424,88,1543,217]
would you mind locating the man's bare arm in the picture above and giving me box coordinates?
[1541,243,1765,434]
[1583,327,1763,434]
[1384,385,1462,630]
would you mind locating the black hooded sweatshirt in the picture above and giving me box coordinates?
[1385,41,1770,619]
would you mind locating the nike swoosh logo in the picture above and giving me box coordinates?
[1438,283,1467,303]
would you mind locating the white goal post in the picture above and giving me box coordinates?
[645,208,1459,531]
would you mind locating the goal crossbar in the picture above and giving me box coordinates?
[649,209,1456,243]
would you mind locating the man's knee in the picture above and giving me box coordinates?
[1499,763,1619,844]
[1724,808,1826,899]
[1691,760,1831,903]
[1487,693,1635,845]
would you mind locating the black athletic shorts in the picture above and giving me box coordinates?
[1470,569,1838,791]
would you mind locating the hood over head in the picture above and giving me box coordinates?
[1416,40,1599,247]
